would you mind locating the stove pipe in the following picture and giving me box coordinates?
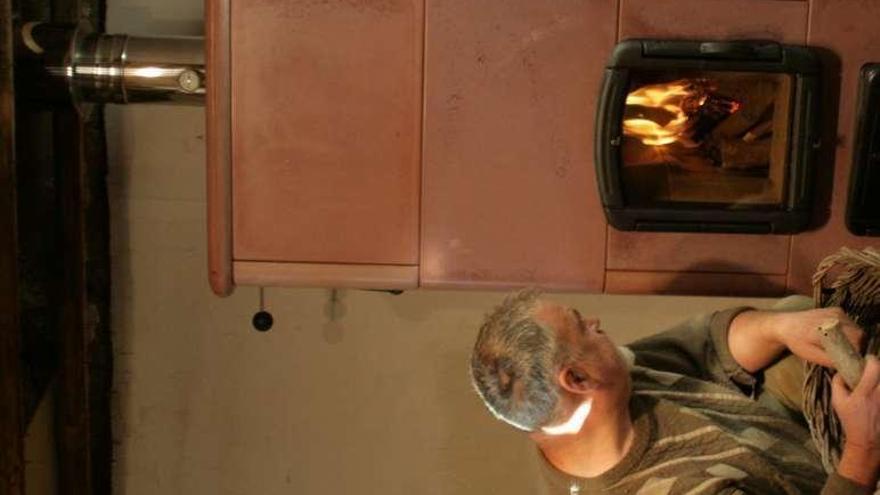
[16,21,204,114]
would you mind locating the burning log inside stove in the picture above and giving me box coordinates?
[616,70,795,207]
[687,93,740,143]
[623,79,741,148]
[715,81,777,138]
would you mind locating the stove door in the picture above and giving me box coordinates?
[595,40,820,234]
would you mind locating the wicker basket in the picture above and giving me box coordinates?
[803,247,880,473]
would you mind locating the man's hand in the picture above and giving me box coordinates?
[771,307,865,369]
[833,356,880,488]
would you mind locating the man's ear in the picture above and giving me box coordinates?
[557,365,594,395]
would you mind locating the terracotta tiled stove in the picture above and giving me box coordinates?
[206,0,880,297]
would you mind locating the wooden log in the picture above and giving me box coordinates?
[720,138,771,170]
[817,319,865,389]
[0,0,24,491]
[715,78,777,138]
[685,92,739,143]
[742,119,774,143]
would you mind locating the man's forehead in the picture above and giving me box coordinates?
[532,301,572,326]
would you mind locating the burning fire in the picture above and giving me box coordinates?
[623,80,722,147]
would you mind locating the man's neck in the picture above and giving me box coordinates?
[537,400,635,478]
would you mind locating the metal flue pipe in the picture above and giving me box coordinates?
[17,21,204,112]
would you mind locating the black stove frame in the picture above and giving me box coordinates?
[595,40,821,234]
[847,63,880,236]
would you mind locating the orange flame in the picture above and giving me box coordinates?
[623,81,700,146]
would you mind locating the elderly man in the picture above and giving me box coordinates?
[470,291,879,494]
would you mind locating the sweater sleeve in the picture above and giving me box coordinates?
[720,476,873,495]
[627,307,760,396]
[821,473,875,495]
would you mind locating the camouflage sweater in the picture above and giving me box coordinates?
[538,307,872,495]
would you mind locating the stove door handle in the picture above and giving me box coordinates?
[699,41,781,61]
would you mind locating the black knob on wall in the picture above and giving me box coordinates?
[252,311,273,332]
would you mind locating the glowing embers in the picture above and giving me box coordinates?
[623,79,740,147]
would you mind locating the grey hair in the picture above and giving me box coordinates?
[469,289,565,432]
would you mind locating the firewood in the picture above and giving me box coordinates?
[720,139,771,170]
[817,319,865,390]
[685,93,740,144]
[743,119,774,143]
[715,79,777,138]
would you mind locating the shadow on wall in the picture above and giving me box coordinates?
[379,289,549,494]
[432,339,546,494]
[663,260,790,297]
[384,289,509,324]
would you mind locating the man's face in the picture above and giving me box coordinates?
[532,300,628,390]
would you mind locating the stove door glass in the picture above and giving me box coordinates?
[621,70,794,208]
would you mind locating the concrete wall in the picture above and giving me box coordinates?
[105,1,778,494]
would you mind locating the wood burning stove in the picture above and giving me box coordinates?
[596,40,820,233]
